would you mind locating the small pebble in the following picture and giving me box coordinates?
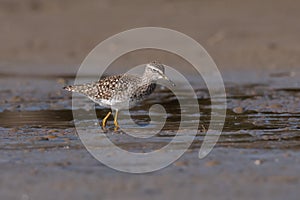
[47,129,59,134]
[268,103,283,109]
[205,160,220,167]
[233,107,244,114]
[42,135,57,140]
[173,161,189,167]
[254,159,263,165]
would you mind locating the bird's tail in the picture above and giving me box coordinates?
[64,83,98,98]
[63,85,83,93]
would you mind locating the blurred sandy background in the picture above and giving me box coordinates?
[1,0,299,73]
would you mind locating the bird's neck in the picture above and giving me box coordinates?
[141,71,154,86]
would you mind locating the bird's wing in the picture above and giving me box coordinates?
[94,74,140,100]
[64,74,141,101]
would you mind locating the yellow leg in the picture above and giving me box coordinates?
[102,112,111,127]
[114,110,119,129]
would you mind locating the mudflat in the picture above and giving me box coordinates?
[0,0,300,200]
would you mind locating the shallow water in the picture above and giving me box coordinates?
[0,76,299,151]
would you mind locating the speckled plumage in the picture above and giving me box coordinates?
[64,61,173,109]
[64,61,174,128]
[64,74,156,109]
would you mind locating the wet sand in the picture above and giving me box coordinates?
[1,74,300,200]
[1,148,300,200]
[1,0,300,199]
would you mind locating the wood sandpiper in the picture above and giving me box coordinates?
[64,61,175,130]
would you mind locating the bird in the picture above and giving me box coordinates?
[64,61,175,130]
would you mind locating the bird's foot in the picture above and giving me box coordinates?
[113,121,120,132]
[102,111,112,128]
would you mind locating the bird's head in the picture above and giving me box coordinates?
[145,61,175,86]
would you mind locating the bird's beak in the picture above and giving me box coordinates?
[162,74,176,86]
